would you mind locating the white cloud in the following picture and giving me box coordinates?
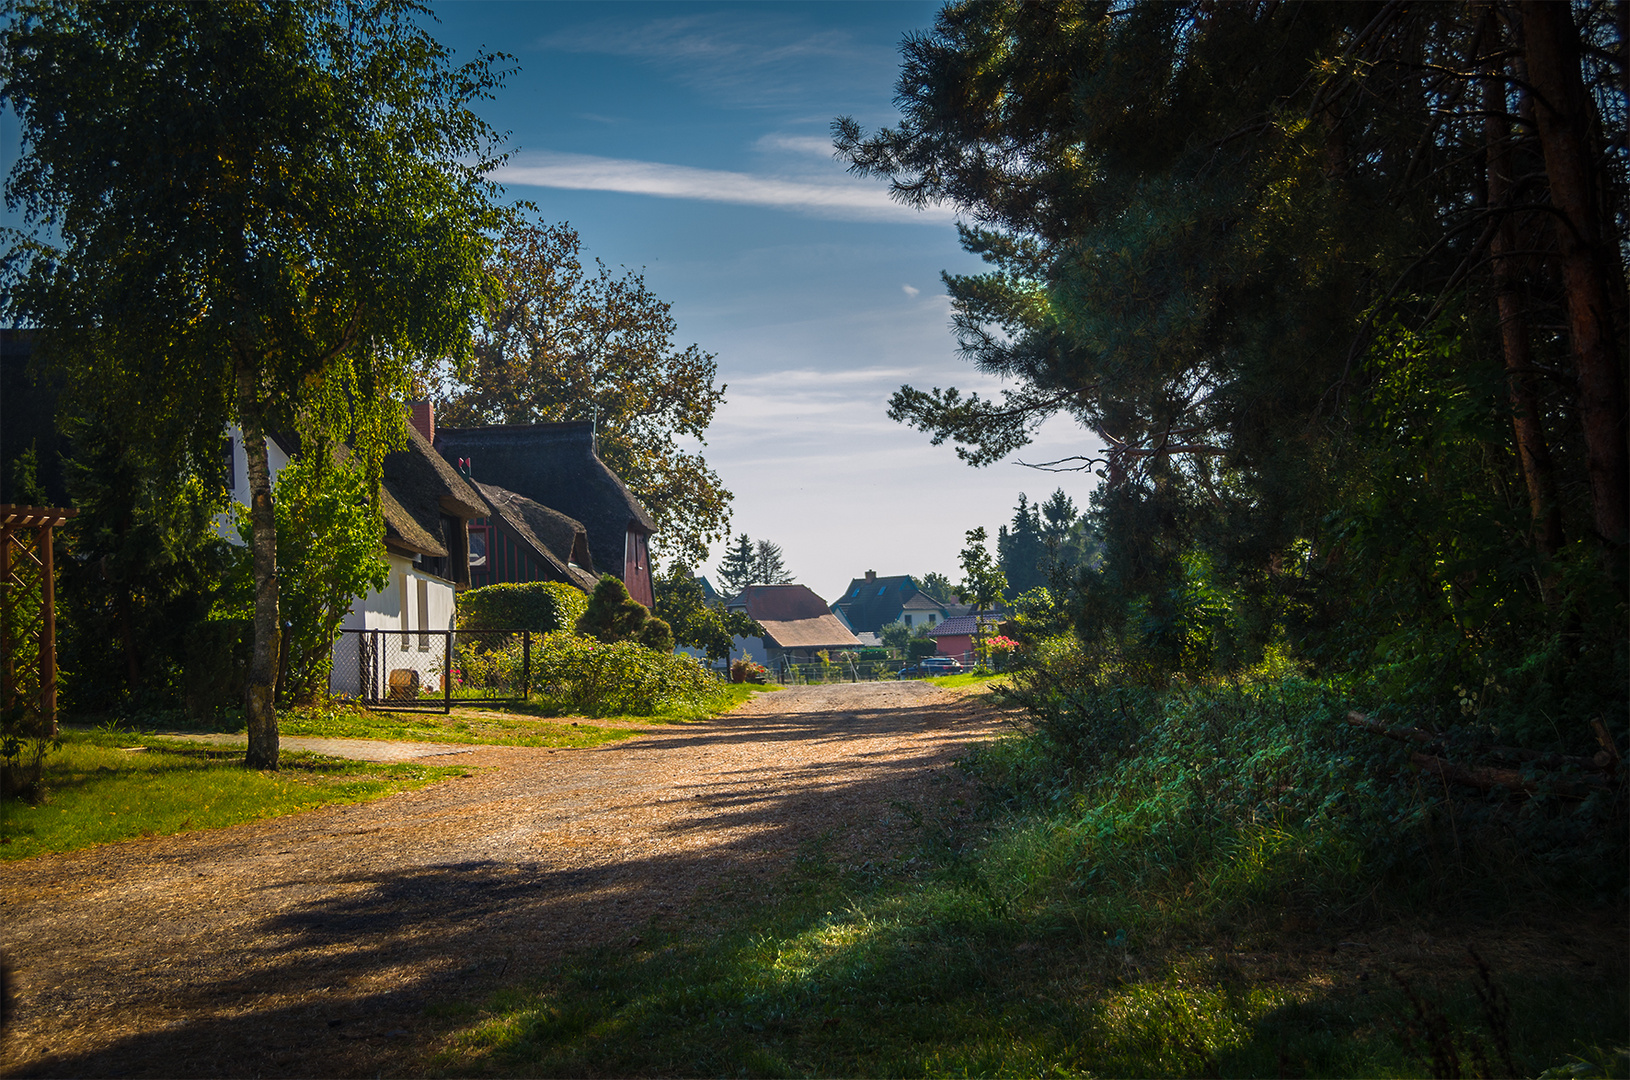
[495,152,953,225]
[901,283,920,297]
[754,132,840,159]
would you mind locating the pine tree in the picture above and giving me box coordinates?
[997,494,1047,597]
[715,533,756,594]
[751,540,794,585]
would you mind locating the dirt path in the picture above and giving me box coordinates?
[0,683,1005,1078]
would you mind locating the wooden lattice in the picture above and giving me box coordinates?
[2,505,76,738]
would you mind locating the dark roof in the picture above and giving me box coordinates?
[727,584,860,650]
[380,425,485,558]
[928,615,998,638]
[830,574,923,634]
[697,576,719,602]
[436,422,655,580]
[473,480,599,592]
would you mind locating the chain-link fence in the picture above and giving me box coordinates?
[331,628,538,712]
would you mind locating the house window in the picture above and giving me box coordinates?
[469,526,488,570]
[927,614,937,626]
[904,614,913,626]
[222,436,235,493]
[878,586,886,596]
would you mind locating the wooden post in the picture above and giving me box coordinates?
[1,523,12,714]
[40,522,55,739]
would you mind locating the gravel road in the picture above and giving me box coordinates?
[0,682,1003,1078]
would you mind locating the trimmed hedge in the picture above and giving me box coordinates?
[458,581,588,633]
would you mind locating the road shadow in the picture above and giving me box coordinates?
[2,685,999,1078]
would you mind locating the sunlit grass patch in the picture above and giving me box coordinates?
[0,729,462,860]
[277,703,652,747]
[926,671,1010,690]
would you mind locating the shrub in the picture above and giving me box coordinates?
[459,581,587,633]
[531,632,722,716]
[908,638,938,659]
[731,658,770,684]
[576,575,672,652]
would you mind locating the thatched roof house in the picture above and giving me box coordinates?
[379,424,485,586]
[435,420,656,607]
[468,480,600,593]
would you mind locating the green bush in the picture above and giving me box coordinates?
[458,581,587,633]
[908,638,938,659]
[576,575,672,652]
[532,632,722,716]
[858,648,890,662]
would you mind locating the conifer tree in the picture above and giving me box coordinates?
[715,533,756,594]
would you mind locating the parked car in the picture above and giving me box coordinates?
[898,656,964,678]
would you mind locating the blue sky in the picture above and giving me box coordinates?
[3,2,1103,604]
[435,1,1103,601]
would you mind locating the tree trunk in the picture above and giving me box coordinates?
[1522,0,1629,550]
[238,359,281,770]
[1484,62,1563,561]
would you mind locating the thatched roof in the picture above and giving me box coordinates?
[381,425,485,558]
[435,422,655,579]
[727,584,861,650]
[473,480,600,592]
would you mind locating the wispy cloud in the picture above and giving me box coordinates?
[534,13,897,108]
[901,283,920,297]
[754,132,841,159]
[495,152,953,225]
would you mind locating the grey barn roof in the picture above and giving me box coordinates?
[436,422,655,581]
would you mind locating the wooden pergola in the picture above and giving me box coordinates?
[2,504,77,739]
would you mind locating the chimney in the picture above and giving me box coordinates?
[865,569,876,582]
[409,399,435,444]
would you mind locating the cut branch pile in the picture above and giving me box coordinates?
[1347,711,1622,798]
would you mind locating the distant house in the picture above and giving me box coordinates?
[830,571,953,634]
[927,614,1001,664]
[435,418,657,608]
[726,584,860,668]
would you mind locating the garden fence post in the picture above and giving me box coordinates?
[443,629,452,713]
[523,630,531,700]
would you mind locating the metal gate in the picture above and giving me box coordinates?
[332,628,535,713]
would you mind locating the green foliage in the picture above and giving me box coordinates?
[433,216,731,566]
[8,442,49,505]
[957,526,1007,611]
[917,571,955,603]
[233,448,389,704]
[56,412,231,714]
[654,563,762,661]
[879,620,928,653]
[908,638,938,659]
[530,632,723,717]
[576,574,670,652]
[712,532,794,593]
[458,581,587,633]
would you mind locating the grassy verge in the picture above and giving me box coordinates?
[0,729,463,861]
[428,828,1626,1078]
[425,675,1626,1078]
[925,671,1010,691]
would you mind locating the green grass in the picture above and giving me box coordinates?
[428,832,1627,1079]
[276,704,654,748]
[0,729,464,861]
[925,671,1010,690]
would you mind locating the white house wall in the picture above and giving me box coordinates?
[328,553,459,698]
[214,427,290,544]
